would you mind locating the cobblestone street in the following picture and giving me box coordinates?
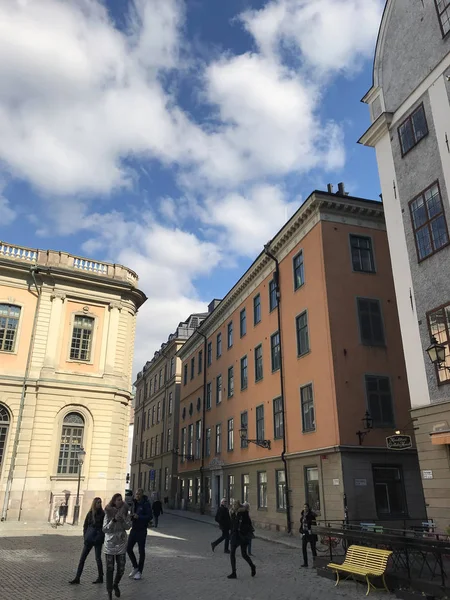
[0,515,391,600]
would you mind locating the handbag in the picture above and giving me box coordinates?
[85,525,102,545]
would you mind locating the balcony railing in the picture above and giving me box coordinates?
[0,243,37,262]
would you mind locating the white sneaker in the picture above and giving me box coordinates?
[129,568,139,578]
[133,572,142,580]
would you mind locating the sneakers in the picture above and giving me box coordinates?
[211,542,215,553]
[251,565,256,577]
[113,584,121,597]
[227,572,237,579]
[69,578,80,585]
[133,572,142,580]
[128,568,139,578]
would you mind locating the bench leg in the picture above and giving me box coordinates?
[366,575,371,596]
[334,571,340,587]
[382,574,389,593]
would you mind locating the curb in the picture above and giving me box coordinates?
[164,510,301,550]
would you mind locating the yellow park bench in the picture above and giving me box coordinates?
[328,545,392,596]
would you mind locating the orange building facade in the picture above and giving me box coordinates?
[176,189,427,532]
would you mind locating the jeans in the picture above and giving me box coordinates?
[212,528,230,552]
[230,540,255,574]
[302,535,317,566]
[76,542,103,579]
[105,554,125,592]
[247,538,252,554]
[127,529,147,573]
[154,514,159,527]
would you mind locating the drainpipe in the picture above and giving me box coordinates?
[264,243,292,534]
[1,266,44,521]
[196,330,208,515]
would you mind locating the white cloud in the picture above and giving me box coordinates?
[0,196,16,227]
[242,0,384,75]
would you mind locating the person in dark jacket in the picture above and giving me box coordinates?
[127,489,152,580]
[211,498,231,553]
[69,497,105,584]
[152,498,163,527]
[299,503,318,567]
[227,500,256,579]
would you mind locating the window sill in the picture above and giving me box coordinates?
[302,428,316,435]
[361,342,386,348]
[272,367,281,373]
[269,306,278,313]
[254,321,261,327]
[352,269,376,275]
[400,131,428,158]
[273,436,283,441]
[297,350,311,359]
[227,394,234,399]
[276,508,287,513]
[0,349,18,356]
[437,378,450,386]
[241,386,248,392]
[294,283,305,292]
[417,241,450,264]
[255,377,264,384]
[257,507,268,511]
[50,475,86,481]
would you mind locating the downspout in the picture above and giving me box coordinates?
[264,244,292,534]
[197,330,208,515]
[1,265,43,521]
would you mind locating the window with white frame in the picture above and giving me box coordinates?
[70,315,94,361]
[57,412,84,474]
[0,304,21,353]
[227,417,234,451]
[258,471,267,508]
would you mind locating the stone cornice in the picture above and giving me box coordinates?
[358,111,393,147]
[178,192,384,360]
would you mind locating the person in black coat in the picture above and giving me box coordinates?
[152,498,163,527]
[227,500,256,579]
[299,503,318,567]
[127,489,152,580]
[211,498,231,553]
[69,497,105,584]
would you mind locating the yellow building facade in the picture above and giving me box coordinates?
[0,242,146,522]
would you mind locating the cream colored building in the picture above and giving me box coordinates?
[0,241,146,522]
[131,313,207,507]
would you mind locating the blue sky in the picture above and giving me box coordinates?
[0,0,384,372]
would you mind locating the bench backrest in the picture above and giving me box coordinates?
[344,545,392,573]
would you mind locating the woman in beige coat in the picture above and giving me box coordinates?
[103,493,132,599]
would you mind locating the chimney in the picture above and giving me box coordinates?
[208,299,222,313]
[327,184,333,193]
[337,182,345,196]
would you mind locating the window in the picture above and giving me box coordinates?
[227,418,234,451]
[151,406,154,426]
[195,477,201,504]
[217,333,222,358]
[410,182,449,261]
[155,434,161,455]
[373,466,406,516]
[258,471,267,508]
[240,412,248,448]
[293,251,304,290]
[147,410,151,429]
[150,437,154,457]
[253,294,261,325]
[240,356,248,390]
[164,467,169,491]
[227,321,233,348]
[149,379,153,396]
[305,467,320,513]
[273,397,284,439]
[215,424,221,454]
[159,369,163,387]
[227,366,234,398]
[198,350,203,374]
[0,405,10,468]
[187,424,194,458]
[166,428,172,452]
[301,384,315,433]
[227,475,235,503]
[145,439,149,458]
[181,428,186,463]
[207,341,212,366]
[157,401,161,423]
[254,345,263,381]
[216,374,222,404]
[205,428,211,457]
[276,469,286,510]
[170,356,175,377]
[398,103,428,156]
[428,303,450,382]
[183,364,188,385]
[206,382,212,410]
[357,298,385,346]
[350,235,375,273]
[269,279,278,311]
[435,0,450,36]
[271,331,281,371]
[242,474,249,503]
[168,392,173,415]
[256,404,265,441]
[366,375,394,427]
[195,420,202,459]
[190,357,195,380]
[70,315,94,361]
[154,375,157,392]
[57,412,84,474]
[296,311,310,356]
[240,308,247,337]
[205,476,211,504]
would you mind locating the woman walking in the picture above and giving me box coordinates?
[299,503,318,568]
[242,502,255,556]
[69,497,105,584]
[103,493,132,599]
[227,500,256,580]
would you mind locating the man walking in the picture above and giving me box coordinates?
[211,498,231,554]
[127,489,152,580]
[299,503,318,568]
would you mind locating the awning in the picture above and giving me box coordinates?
[430,431,450,445]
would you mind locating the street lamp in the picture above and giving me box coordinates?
[356,411,373,445]
[73,446,86,526]
[238,427,271,450]
[426,336,447,368]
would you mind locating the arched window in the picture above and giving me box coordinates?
[0,404,10,469]
[70,315,94,361]
[57,412,84,474]
[0,304,21,352]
